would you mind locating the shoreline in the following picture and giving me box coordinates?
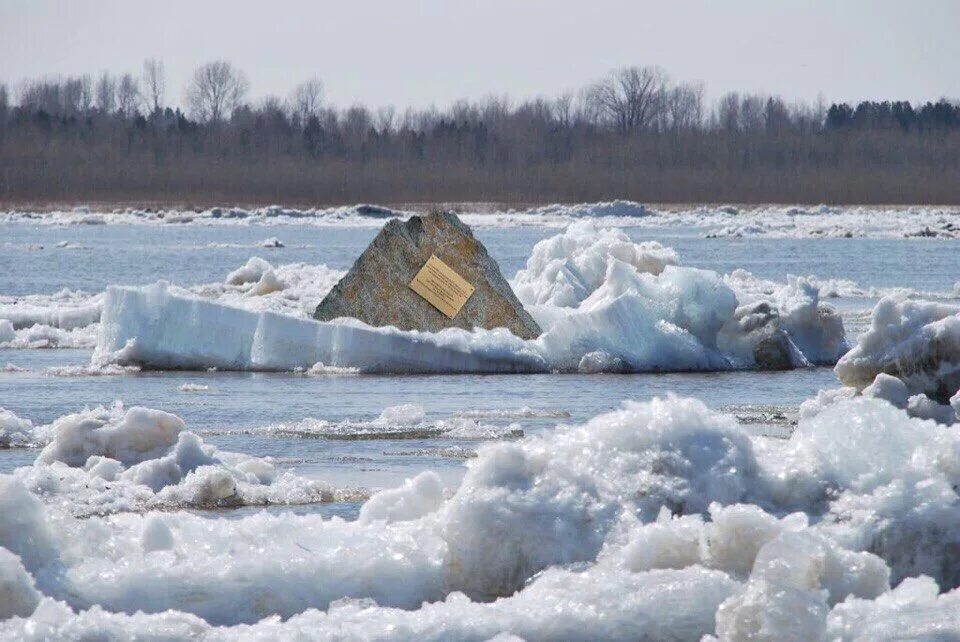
[2,200,960,213]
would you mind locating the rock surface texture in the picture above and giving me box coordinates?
[314,211,542,339]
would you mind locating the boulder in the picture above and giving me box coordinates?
[314,211,542,339]
[718,301,794,370]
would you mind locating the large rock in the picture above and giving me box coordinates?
[314,211,542,339]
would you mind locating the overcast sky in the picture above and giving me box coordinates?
[1,0,957,110]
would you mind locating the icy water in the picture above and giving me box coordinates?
[1,221,956,494]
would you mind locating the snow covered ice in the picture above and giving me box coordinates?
[836,295,960,400]
[5,393,960,638]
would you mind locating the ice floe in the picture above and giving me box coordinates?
[257,404,522,441]
[5,201,960,239]
[2,403,360,517]
[89,223,849,373]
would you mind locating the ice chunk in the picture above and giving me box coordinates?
[836,296,960,400]
[0,565,737,640]
[177,383,209,392]
[442,396,758,599]
[377,404,426,426]
[246,268,285,296]
[38,405,185,467]
[862,373,910,408]
[0,323,98,349]
[94,282,545,373]
[0,548,41,620]
[0,298,102,330]
[358,471,445,524]
[225,257,274,285]
[0,408,44,448]
[905,393,956,425]
[775,277,848,365]
[714,529,887,641]
[827,576,960,640]
[0,477,57,574]
[512,221,679,308]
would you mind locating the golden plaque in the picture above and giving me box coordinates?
[409,255,475,318]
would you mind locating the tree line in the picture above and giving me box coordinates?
[1,60,958,205]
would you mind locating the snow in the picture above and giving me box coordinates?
[140,516,175,553]
[5,403,356,516]
[4,395,960,636]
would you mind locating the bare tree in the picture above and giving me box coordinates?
[716,92,741,132]
[185,61,248,124]
[142,59,165,113]
[342,104,372,146]
[376,105,396,134]
[95,72,116,114]
[664,82,704,131]
[289,77,323,124]
[61,78,85,115]
[0,83,8,123]
[553,91,574,127]
[116,73,141,118]
[587,66,667,132]
[739,94,765,133]
[79,75,93,113]
[764,97,791,134]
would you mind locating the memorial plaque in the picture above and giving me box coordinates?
[409,254,475,318]
[314,211,542,339]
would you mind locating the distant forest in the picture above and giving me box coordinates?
[1,60,958,206]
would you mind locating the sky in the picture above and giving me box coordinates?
[0,0,957,111]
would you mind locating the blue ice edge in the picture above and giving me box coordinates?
[94,282,547,374]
